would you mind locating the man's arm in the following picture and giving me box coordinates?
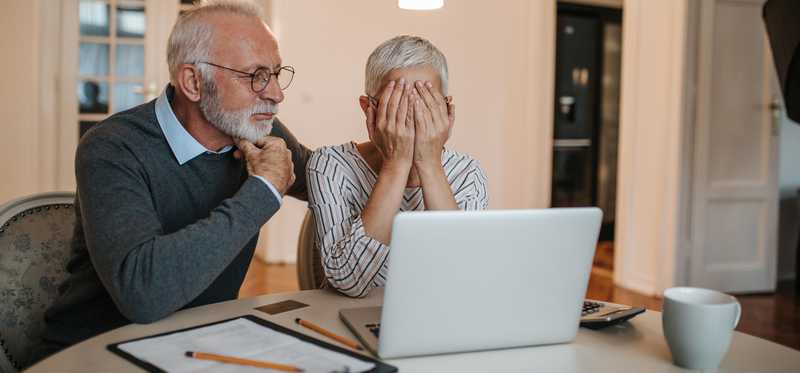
[77,134,280,324]
[270,118,311,201]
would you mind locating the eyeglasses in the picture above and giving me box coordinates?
[199,61,295,92]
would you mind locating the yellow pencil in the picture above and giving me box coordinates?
[295,318,364,351]
[185,351,304,372]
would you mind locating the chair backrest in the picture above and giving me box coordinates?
[0,192,75,372]
[296,210,327,290]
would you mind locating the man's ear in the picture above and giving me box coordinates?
[358,96,370,116]
[176,64,203,103]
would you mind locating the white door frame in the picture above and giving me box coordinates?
[613,0,693,296]
[688,0,778,293]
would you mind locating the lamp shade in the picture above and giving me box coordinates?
[398,0,444,10]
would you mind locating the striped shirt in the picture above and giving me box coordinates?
[306,142,489,297]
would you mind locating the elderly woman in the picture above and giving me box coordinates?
[307,35,489,297]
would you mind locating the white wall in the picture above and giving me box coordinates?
[614,0,691,295]
[0,0,51,205]
[258,0,555,262]
[778,113,800,279]
[0,0,66,206]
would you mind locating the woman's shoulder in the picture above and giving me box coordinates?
[307,142,363,175]
[441,148,485,175]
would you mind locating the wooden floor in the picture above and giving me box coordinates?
[239,258,800,351]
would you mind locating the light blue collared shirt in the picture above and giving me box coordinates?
[154,85,282,204]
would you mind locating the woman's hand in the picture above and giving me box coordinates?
[366,79,415,172]
[412,81,454,169]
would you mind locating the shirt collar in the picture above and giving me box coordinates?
[155,84,233,165]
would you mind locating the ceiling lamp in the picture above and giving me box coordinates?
[398,0,444,10]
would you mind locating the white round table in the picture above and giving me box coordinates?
[27,289,800,372]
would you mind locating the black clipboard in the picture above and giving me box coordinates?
[106,314,397,373]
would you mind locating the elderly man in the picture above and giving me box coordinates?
[34,0,307,361]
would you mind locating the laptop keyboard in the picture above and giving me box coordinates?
[367,301,604,337]
[582,301,603,316]
[366,323,380,338]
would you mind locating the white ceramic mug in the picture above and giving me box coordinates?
[662,287,741,370]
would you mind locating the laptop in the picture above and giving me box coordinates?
[339,208,603,359]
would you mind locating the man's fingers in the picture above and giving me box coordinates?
[236,139,259,156]
[253,136,271,148]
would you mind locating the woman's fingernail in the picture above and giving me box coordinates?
[426,81,433,88]
[399,78,406,84]
[389,81,395,87]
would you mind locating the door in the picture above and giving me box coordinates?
[58,0,183,188]
[690,0,779,293]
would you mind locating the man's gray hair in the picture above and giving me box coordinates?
[166,0,265,84]
[365,35,449,97]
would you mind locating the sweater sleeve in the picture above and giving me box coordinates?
[306,150,389,298]
[76,133,281,324]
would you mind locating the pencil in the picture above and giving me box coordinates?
[185,351,304,372]
[295,318,364,351]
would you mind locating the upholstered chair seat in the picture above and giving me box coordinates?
[0,192,75,372]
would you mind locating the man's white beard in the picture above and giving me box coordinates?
[199,80,278,143]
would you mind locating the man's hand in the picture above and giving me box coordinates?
[236,137,295,195]
[412,80,454,168]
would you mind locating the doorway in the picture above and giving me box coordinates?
[551,2,622,276]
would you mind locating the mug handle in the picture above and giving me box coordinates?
[733,301,741,329]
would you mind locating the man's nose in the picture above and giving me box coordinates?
[258,76,284,104]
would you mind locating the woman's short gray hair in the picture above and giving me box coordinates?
[365,35,449,97]
[166,0,265,84]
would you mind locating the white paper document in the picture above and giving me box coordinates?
[117,318,376,373]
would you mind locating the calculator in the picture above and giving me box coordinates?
[580,300,646,329]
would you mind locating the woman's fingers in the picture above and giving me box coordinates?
[377,80,395,129]
[397,82,410,132]
[414,96,428,135]
[446,97,455,133]
[406,90,416,129]
[366,104,376,141]
[387,79,406,126]
[414,81,447,131]
[415,81,438,112]
[427,82,450,121]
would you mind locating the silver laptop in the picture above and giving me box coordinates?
[339,208,602,358]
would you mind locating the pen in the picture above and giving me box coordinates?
[295,318,364,351]
[185,351,304,372]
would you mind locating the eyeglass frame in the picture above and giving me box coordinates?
[198,61,295,93]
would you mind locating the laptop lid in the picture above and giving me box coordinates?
[377,208,602,358]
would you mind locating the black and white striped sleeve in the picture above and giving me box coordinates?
[306,149,389,298]
[451,156,489,211]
